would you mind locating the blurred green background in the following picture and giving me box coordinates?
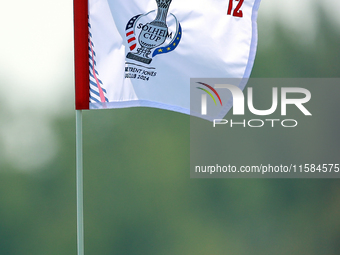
[1,1,340,255]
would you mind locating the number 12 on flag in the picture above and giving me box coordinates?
[227,0,244,18]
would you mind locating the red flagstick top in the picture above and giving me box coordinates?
[74,0,89,110]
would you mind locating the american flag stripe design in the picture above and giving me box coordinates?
[88,23,108,103]
[125,15,141,51]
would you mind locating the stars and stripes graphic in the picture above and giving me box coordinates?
[125,15,141,51]
[152,23,182,57]
[88,23,108,104]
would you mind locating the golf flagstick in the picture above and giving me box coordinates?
[76,110,84,255]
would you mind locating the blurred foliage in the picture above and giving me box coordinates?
[0,9,340,255]
[253,10,340,78]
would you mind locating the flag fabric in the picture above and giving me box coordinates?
[88,22,109,104]
[74,0,261,113]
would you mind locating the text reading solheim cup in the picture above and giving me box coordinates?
[195,164,340,175]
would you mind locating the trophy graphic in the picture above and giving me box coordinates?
[126,0,172,64]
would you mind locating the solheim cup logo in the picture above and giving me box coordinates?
[125,0,182,64]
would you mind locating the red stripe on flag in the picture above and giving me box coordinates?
[127,37,136,43]
[126,31,134,36]
[74,0,89,110]
[130,44,136,51]
[89,35,106,103]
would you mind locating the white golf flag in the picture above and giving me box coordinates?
[75,0,261,113]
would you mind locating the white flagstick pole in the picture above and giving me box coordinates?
[76,110,84,255]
